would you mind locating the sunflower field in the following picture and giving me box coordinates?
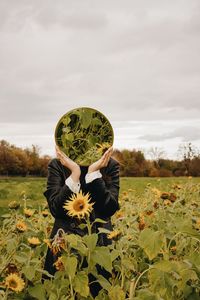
[0,178,200,300]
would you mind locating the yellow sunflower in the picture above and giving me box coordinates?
[41,210,49,217]
[5,273,25,293]
[63,190,93,219]
[96,142,111,155]
[16,221,27,232]
[43,238,52,249]
[27,237,40,247]
[107,230,121,240]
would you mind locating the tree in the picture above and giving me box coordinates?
[177,143,198,176]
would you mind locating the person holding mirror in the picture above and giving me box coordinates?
[42,144,120,298]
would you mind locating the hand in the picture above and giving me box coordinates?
[55,145,81,182]
[88,146,113,173]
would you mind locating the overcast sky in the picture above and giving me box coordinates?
[0,0,200,159]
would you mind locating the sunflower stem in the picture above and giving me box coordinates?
[86,215,92,236]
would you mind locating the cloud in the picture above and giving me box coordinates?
[139,125,200,142]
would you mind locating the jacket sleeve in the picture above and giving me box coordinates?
[86,158,120,218]
[43,159,74,219]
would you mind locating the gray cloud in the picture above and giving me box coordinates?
[139,126,200,142]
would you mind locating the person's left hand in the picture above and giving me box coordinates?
[88,146,113,173]
[55,145,81,182]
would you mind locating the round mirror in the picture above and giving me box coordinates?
[55,107,114,166]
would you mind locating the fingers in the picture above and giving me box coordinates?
[102,146,113,166]
[55,145,69,164]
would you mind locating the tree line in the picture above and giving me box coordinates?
[0,140,200,177]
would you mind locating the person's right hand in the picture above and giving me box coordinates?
[55,145,81,182]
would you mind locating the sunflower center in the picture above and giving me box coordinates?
[73,199,85,212]
[9,279,17,288]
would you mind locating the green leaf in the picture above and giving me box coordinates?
[110,249,120,262]
[62,115,71,126]
[1,214,11,218]
[96,274,111,291]
[73,271,89,297]
[83,234,98,251]
[6,238,18,253]
[28,284,46,300]
[153,260,176,272]
[148,268,174,299]
[97,227,112,234]
[62,256,77,279]
[187,253,200,271]
[135,288,161,300]
[93,218,108,224]
[80,109,93,129]
[108,285,125,300]
[65,234,88,256]
[91,246,112,273]
[138,228,164,260]
[15,255,28,263]
[22,266,36,281]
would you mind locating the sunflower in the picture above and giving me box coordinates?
[27,237,40,247]
[54,256,65,271]
[63,190,93,219]
[24,208,34,218]
[8,201,20,210]
[16,221,27,232]
[43,238,52,249]
[107,230,121,240]
[115,211,124,219]
[96,142,111,155]
[151,188,161,198]
[160,192,170,200]
[5,273,25,293]
[41,210,49,217]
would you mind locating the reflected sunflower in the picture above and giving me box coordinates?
[27,237,41,247]
[24,208,34,218]
[16,221,27,232]
[5,273,25,293]
[41,210,49,217]
[96,142,111,155]
[63,190,93,219]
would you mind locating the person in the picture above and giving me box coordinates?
[42,144,120,297]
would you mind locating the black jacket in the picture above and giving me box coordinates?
[43,157,120,275]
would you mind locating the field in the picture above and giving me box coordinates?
[0,177,200,299]
[1,176,199,211]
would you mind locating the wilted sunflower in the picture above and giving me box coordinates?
[5,273,25,293]
[28,237,41,247]
[8,201,20,210]
[54,256,65,271]
[63,190,93,219]
[5,263,18,275]
[16,221,27,232]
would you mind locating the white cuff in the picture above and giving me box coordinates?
[85,170,102,184]
[65,176,80,193]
